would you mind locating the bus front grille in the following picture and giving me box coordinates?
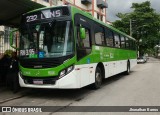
[22,75,58,85]
[19,58,62,68]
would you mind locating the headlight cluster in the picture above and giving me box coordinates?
[59,65,74,78]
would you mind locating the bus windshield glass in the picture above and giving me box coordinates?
[19,21,74,58]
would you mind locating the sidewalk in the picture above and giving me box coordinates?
[0,86,29,104]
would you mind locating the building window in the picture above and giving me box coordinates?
[43,0,49,2]
[52,0,57,5]
[102,9,104,13]
[97,13,100,20]
[100,15,103,21]
[97,13,103,21]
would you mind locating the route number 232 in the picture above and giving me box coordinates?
[26,15,37,22]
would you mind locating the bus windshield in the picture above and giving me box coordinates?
[19,21,74,58]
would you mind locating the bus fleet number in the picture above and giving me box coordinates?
[26,15,37,22]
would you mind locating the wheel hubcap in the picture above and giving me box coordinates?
[96,72,102,86]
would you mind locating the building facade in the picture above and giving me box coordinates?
[32,0,108,23]
[0,26,15,58]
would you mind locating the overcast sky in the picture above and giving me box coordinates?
[106,0,160,22]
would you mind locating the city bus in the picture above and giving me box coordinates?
[10,5,137,89]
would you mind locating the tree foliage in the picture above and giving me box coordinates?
[113,1,160,55]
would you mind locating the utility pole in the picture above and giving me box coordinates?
[130,19,137,36]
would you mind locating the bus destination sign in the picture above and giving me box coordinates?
[24,7,69,23]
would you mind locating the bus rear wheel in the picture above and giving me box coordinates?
[92,67,102,89]
[125,61,130,75]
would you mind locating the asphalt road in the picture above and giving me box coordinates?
[0,57,160,115]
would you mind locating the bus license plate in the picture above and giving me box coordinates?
[33,80,43,85]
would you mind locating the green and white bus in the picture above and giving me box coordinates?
[10,6,137,89]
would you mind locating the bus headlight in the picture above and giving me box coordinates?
[60,70,66,77]
[67,66,74,73]
[59,65,74,78]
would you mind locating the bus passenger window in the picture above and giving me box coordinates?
[126,37,130,49]
[114,33,120,48]
[129,40,133,50]
[133,41,136,50]
[105,29,114,47]
[121,36,126,48]
[95,24,105,45]
[129,40,136,50]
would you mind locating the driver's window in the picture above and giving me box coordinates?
[76,25,91,60]
[77,26,91,48]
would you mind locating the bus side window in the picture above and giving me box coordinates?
[114,33,121,48]
[129,40,136,50]
[126,37,130,49]
[94,24,105,46]
[121,36,126,48]
[105,28,114,47]
[133,41,136,50]
[129,40,133,50]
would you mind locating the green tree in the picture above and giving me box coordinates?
[113,1,160,56]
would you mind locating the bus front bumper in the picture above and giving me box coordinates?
[18,70,80,89]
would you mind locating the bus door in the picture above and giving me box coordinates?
[74,14,93,87]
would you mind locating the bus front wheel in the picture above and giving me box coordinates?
[92,67,102,89]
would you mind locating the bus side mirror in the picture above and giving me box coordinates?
[80,27,86,39]
[10,29,19,50]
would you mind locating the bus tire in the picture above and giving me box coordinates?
[125,61,130,75]
[92,67,102,89]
